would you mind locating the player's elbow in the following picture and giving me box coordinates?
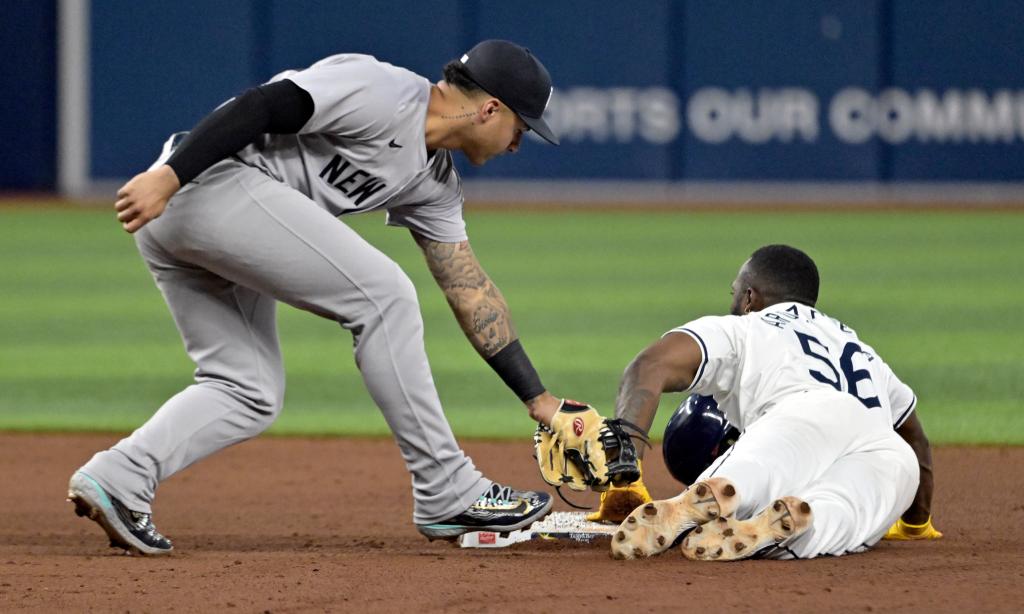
[898,413,930,451]
[622,349,678,395]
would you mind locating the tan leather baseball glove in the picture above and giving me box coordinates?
[534,399,644,492]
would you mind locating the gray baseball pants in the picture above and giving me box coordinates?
[80,159,490,524]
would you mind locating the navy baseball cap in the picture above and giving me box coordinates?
[459,40,559,145]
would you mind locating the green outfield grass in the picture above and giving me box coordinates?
[1,205,1021,444]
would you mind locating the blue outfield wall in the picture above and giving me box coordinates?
[5,1,1024,189]
[1,0,57,189]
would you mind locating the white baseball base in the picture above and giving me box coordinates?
[458,511,618,548]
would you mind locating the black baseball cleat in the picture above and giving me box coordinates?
[67,471,173,555]
[416,482,553,540]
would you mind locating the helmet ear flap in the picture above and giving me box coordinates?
[662,394,738,486]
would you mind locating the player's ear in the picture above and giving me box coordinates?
[479,99,501,122]
[745,287,766,313]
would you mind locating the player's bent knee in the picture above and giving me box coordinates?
[258,388,285,421]
[368,265,421,322]
[388,265,419,304]
[242,391,284,436]
[242,363,286,415]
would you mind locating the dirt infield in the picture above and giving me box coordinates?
[1,434,1021,613]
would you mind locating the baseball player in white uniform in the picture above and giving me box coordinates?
[67,40,569,555]
[609,245,939,560]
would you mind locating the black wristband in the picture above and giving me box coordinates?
[485,340,546,402]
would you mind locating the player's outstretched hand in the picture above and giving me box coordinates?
[884,516,943,540]
[114,165,181,233]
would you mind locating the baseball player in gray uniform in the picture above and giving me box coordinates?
[67,40,566,555]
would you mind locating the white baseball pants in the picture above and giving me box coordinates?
[698,389,919,558]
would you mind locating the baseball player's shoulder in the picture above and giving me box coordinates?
[822,310,860,339]
[306,52,379,71]
[272,53,374,83]
[666,314,749,348]
[285,53,428,133]
[296,53,424,96]
[319,54,423,86]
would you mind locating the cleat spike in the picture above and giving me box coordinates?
[678,495,812,562]
[610,479,744,561]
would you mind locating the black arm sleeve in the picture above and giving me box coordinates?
[485,340,546,402]
[165,79,315,185]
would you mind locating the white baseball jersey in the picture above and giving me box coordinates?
[155,54,467,243]
[669,301,916,433]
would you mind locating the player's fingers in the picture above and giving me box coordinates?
[116,206,137,223]
[124,207,163,233]
[124,215,150,234]
[115,177,141,199]
[121,211,141,233]
[114,197,132,212]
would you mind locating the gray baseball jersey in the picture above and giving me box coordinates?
[239,54,467,243]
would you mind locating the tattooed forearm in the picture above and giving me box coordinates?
[616,377,661,436]
[614,336,702,460]
[415,239,487,291]
[615,371,661,462]
[471,287,511,355]
[414,234,517,357]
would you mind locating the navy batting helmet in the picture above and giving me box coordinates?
[662,394,740,486]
